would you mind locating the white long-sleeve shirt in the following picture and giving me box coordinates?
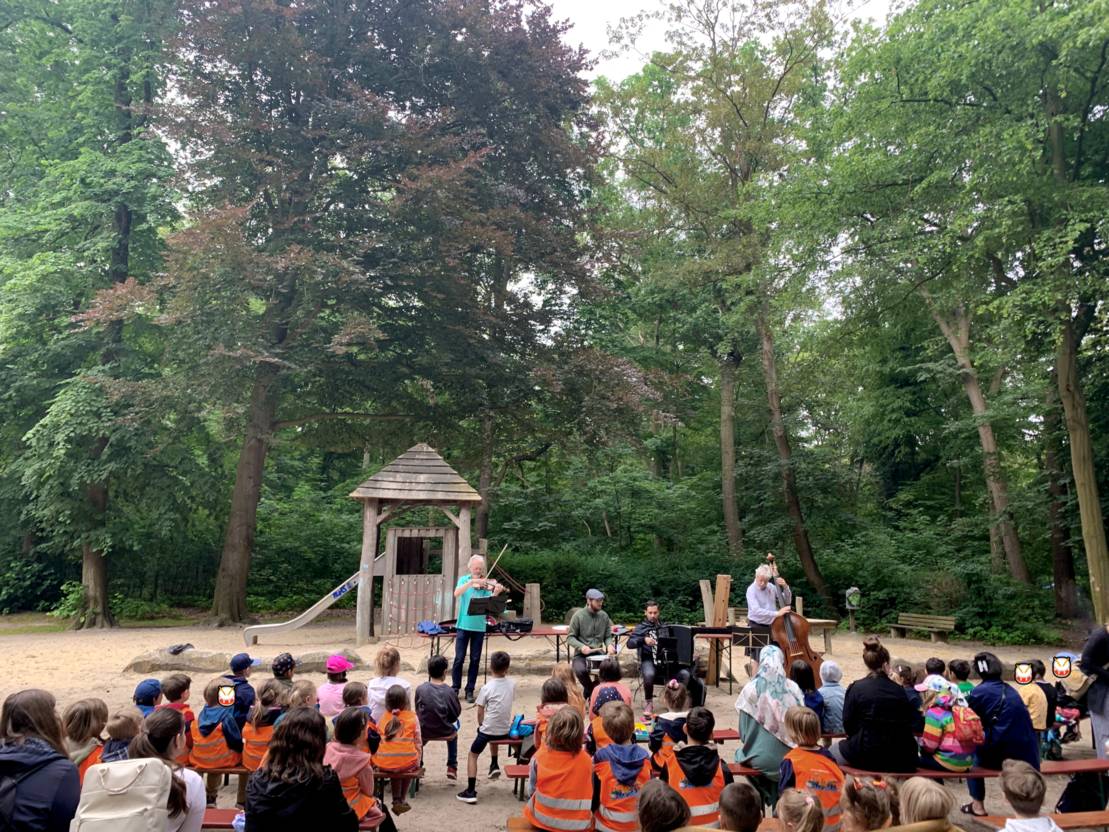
[746,580,791,625]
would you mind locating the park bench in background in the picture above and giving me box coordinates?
[889,613,956,642]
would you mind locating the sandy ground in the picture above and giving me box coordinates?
[0,617,1098,831]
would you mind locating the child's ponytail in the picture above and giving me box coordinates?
[383,684,408,740]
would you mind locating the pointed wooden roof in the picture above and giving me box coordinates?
[350,443,482,504]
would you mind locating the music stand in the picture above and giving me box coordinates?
[468,595,507,617]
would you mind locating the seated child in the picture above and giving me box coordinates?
[917,676,977,772]
[415,655,462,780]
[637,779,691,832]
[276,679,327,737]
[586,686,624,754]
[839,776,900,832]
[323,707,388,827]
[457,651,515,805]
[533,677,570,751]
[101,707,143,763]
[892,661,923,712]
[819,660,846,734]
[790,660,824,723]
[158,673,195,764]
[1031,660,1057,733]
[899,776,957,825]
[719,781,763,832]
[592,701,651,832]
[948,659,974,696]
[222,653,258,730]
[191,677,244,806]
[1000,759,1063,832]
[243,678,289,771]
[1017,661,1049,735]
[926,657,947,678]
[63,698,108,783]
[778,787,825,832]
[661,706,733,827]
[339,681,380,754]
[133,679,163,717]
[588,657,632,712]
[552,662,588,717]
[270,652,296,691]
[649,679,689,772]
[524,707,592,832]
[779,706,844,830]
[319,654,354,718]
[375,684,422,815]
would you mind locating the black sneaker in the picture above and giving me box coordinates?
[456,788,478,804]
[465,690,475,704]
[488,764,501,780]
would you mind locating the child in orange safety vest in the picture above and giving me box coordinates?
[524,707,594,832]
[374,684,422,816]
[242,678,289,771]
[157,673,196,766]
[533,677,571,754]
[191,677,245,805]
[62,698,108,785]
[649,679,690,772]
[592,701,651,832]
[323,706,389,827]
[586,686,624,754]
[778,706,845,832]
[661,706,733,827]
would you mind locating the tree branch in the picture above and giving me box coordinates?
[272,412,409,430]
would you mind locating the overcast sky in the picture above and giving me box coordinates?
[545,0,896,80]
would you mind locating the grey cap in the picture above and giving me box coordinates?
[819,659,843,684]
[585,588,605,601]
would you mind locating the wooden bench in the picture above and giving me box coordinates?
[889,613,956,642]
[843,758,1109,782]
[202,808,383,829]
[975,812,1109,831]
[371,766,425,801]
[506,817,782,831]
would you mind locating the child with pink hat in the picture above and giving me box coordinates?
[319,654,356,717]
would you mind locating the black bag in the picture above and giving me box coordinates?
[1055,772,1109,812]
[499,618,534,634]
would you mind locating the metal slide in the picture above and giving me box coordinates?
[242,553,383,646]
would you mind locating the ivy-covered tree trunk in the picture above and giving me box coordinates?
[211,369,279,625]
[756,304,830,605]
[78,474,114,629]
[719,352,744,556]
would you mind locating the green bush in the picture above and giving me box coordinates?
[0,554,65,614]
[110,594,174,621]
[48,581,85,619]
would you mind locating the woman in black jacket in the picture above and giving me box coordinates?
[0,689,81,832]
[1081,623,1109,760]
[832,636,922,773]
[245,706,358,831]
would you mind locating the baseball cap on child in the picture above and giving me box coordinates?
[271,652,296,676]
[133,678,162,705]
[326,654,355,673]
[914,673,955,694]
[230,653,261,674]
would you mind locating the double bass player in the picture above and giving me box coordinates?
[745,553,792,676]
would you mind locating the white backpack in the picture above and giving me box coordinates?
[70,758,172,832]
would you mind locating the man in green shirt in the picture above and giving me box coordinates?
[568,588,615,699]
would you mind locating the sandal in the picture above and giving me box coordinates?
[960,803,987,817]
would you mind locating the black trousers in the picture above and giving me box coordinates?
[640,658,705,707]
[572,654,596,700]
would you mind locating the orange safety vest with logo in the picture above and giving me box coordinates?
[374,710,420,771]
[663,756,726,828]
[523,746,594,832]
[652,732,678,771]
[339,761,376,820]
[590,715,613,751]
[594,755,651,832]
[242,723,274,771]
[784,747,845,832]
[76,744,103,784]
[189,721,242,769]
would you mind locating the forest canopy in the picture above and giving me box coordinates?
[0,0,1106,645]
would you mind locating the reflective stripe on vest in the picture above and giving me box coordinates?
[665,756,726,828]
[242,723,273,770]
[375,711,420,771]
[523,747,594,832]
[593,757,650,832]
[340,774,376,820]
[76,744,103,784]
[188,721,241,769]
[785,748,845,832]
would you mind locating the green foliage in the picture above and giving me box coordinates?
[0,553,63,615]
[48,581,85,620]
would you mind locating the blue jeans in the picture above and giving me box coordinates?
[424,737,458,769]
[452,628,485,694]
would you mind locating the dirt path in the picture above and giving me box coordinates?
[0,618,1093,829]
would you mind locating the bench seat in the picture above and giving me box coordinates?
[975,812,1109,831]
[202,808,382,829]
[889,613,956,642]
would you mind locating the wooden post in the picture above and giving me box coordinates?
[699,580,714,624]
[456,505,472,617]
[356,498,379,645]
[707,574,732,685]
[796,596,804,616]
[524,583,541,623]
[848,609,856,633]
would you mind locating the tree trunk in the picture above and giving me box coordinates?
[78,541,114,629]
[476,410,495,540]
[1044,385,1079,618]
[211,368,279,624]
[925,298,1029,582]
[1056,311,1109,622]
[755,305,831,605]
[719,353,744,557]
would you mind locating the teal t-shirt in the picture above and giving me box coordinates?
[456,575,492,632]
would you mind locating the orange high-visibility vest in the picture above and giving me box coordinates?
[242,722,274,771]
[374,710,420,771]
[652,731,678,771]
[664,755,726,828]
[76,744,103,784]
[593,754,650,832]
[784,747,846,832]
[590,715,613,751]
[189,721,242,769]
[339,770,376,820]
[523,746,594,832]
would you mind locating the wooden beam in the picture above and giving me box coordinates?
[699,580,714,625]
[355,499,379,645]
[439,506,460,527]
[708,574,732,685]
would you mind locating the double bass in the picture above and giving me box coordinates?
[765,554,824,687]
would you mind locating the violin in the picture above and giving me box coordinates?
[766,553,824,687]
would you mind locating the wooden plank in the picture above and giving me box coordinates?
[524,583,541,623]
[699,580,714,625]
[707,574,731,685]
